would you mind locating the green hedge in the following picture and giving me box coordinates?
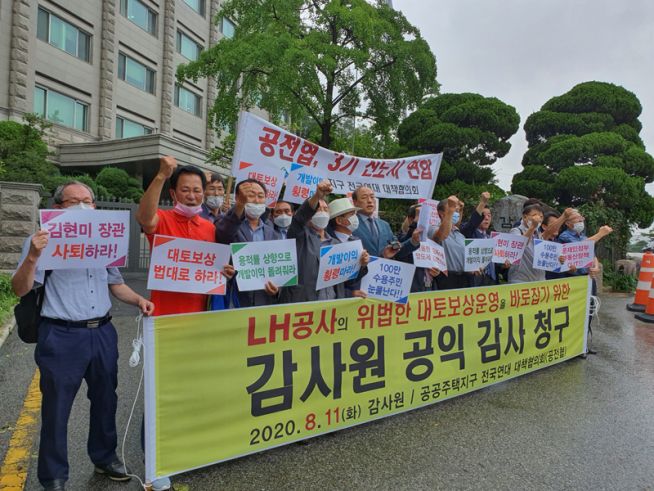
[0,273,17,325]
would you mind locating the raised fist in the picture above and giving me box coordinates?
[158,155,177,179]
[315,180,333,199]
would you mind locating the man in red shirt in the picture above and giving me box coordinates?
[137,156,217,316]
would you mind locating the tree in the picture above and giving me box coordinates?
[0,114,61,191]
[511,81,654,257]
[395,92,520,204]
[95,167,144,202]
[177,0,438,148]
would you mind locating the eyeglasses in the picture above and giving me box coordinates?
[62,199,94,205]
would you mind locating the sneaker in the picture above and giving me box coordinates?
[94,458,132,481]
[152,476,172,490]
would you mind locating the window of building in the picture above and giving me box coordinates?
[221,17,235,39]
[116,116,153,138]
[174,85,202,117]
[176,31,202,61]
[183,0,205,16]
[37,8,91,62]
[34,86,88,132]
[119,0,157,35]
[118,53,156,94]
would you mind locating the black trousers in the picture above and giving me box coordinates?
[435,272,472,290]
[35,320,119,484]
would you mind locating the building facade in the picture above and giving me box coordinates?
[0,0,236,182]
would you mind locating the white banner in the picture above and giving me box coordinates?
[231,239,298,291]
[233,159,286,207]
[232,111,442,200]
[146,235,231,294]
[412,239,448,272]
[491,232,527,265]
[38,209,129,269]
[282,163,324,205]
[416,199,440,241]
[464,238,495,272]
[359,257,415,304]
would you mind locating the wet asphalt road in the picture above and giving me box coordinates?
[1,278,653,491]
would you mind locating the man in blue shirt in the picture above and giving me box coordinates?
[351,186,415,260]
[12,181,154,491]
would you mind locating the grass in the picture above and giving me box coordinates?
[0,273,17,325]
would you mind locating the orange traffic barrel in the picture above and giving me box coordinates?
[627,252,654,312]
[635,276,654,322]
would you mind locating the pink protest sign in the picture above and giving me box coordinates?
[39,209,129,269]
[561,240,595,271]
[147,235,232,295]
[491,232,527,265]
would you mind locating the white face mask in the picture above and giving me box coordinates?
[273,214,292,229]
[344,214,359,232]
[174,202,202,218]
[205,196,224,210]
[66,202,94,210]
[311,211,330,230]
[573,222,585,234]
[245,202,267,220]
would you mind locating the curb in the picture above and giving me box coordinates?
[0,315,16,350]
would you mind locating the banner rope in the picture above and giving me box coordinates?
[120,312,147,490]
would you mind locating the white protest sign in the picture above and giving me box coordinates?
[491,232,527,265]
[562,240,595,271]
[147,236,231,294]
[416,199,440,241]
[283,163,324,205]
[231,239,298,291]
[463,238,495,272]
[38,209,129,269]
[533,239,564,272]
[360,257,415,304]
[233,160,286,207]
[232,111,442,200]
[412,239,448,272]
[316,240,363,290]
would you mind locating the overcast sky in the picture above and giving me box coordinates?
[393,0,654,195]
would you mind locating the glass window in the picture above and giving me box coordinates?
[36,8,91,62]
[37,8,49,41]
[33,86,88,132]
[174,85,202,117]
[183,0,204,16]
[34,87,46,116]
[116,117,153,138]
[120,0,157,35]
[221,17,235,39]
[118,53,156,94]
[176,31,202,61]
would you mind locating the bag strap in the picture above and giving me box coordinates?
[38,270,53,311]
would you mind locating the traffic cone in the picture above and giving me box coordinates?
[635,277,654,322]
[627,252,654,312]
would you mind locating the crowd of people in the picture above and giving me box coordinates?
[11,155,613,490]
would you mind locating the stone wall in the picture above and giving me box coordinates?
[0,182,42,272]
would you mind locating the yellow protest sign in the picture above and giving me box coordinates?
[143,277,590,481]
